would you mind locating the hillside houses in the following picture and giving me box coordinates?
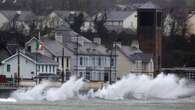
[0,10,36,35]
[0,6,157,83]
[82,10,137,32]
[42,10,88,29]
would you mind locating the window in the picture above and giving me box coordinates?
[37,65,40,72]
[53,66,55,72]
[49,65,51,72]
[80,57,83,66]
[45,65,48,72]
[86,72,90,80]
[7,64,11,72]
[110,58,114,66]
[56,57,59,63]
[66,58,69,68]
[104,72,109,82]
[98,56,101,66]
[27,46,31,52]
[42,65,44,72]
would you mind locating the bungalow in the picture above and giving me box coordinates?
[0,51,58,79]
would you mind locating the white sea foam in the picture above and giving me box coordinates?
[6,74,195,101]
[10,76,85,101]
[0,98,16,102]
[88,73,195,100]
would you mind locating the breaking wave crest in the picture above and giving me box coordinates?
[2,73,195,102]
[10,76,84,101]
[88,74,195,100]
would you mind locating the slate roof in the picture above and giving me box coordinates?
[0,10,36,22]
[139,1,161,9]
[129,53,153,63]
[53,10,70,20]
[25,52,58,65]
[41,37,73,57]
[106,11,135,21]
[119,46,142,57]
[17,11,36,22]
[64,39,109,56]
[105,25,136,34]
[0,10,17,21]
[53,10,89,20]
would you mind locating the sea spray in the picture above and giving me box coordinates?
[11,80,52,101]
[46,76,84,101]
[7,74,195,101]
[88,73,195,100]
[0,98,16,102]
[10,76,85,101]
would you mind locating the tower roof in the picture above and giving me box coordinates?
[139,1,161,9]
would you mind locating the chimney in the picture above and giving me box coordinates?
[131,40,139,49]
[113,42,122,48]
[93,37,101,45]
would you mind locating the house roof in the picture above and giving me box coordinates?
[41,37,73,57]
[106,11,135,21]
[53,10,70,20]
[105,25,136,33]
[129,53,153,63]
[0,10,17,21]
[64,39,109,56]
[25,37,73,57]
[139,1,161,9]
[25,52,58,65]
[0,10,36,22]
[17,11,36,22]
[119,46,142,57]
[2,51,58,65]
[53,10,89,21]
[55,24,71,31]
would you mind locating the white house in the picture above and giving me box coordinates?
[105,11,137,30]
[82,11,137,32]
[63,37,117,82]
[0,52,58,79]
[129,53,154,76]
[25,36,73,80]
[53,24,117,82]
[116,41,154,79]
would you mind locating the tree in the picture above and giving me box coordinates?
[70,13,85,33]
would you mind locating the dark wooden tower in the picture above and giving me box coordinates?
[137,2,162,76]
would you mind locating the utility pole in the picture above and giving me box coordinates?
[61,47,65,83]
[109,47,112,84]
[17,49,20,86]
[76,34,79,77]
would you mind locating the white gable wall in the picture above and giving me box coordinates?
[123,12,137,30]
[2,55,35,79]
